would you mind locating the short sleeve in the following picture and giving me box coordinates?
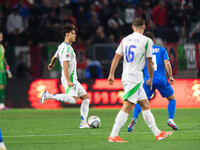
[62,45,71,62]
[162,48,169,61]
[54,50,59,58]
[115,41,123,56]
[145,38,153,58]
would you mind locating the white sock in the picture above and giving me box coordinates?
[110,110,129,138]
[80,99,90,123]
[0,142,7,150]
[142,110,161,136]
[46,94,76,104]
[0,103,5,109]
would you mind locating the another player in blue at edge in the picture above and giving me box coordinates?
[0,128,7,150]
[127,31,178,132]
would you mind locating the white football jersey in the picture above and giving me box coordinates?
[116,32,153,83]
[54,42,77,82]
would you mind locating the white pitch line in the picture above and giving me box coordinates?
[3,130,200,138]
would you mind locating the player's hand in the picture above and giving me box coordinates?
[48,63,54,71]
[6,66,12,78]
[108,75,114,85]
[146,79,153,90]
[6,70,12,78]
[68,81,73,87]
[169,77,175,84]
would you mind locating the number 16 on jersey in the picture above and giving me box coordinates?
[125,45,136,63]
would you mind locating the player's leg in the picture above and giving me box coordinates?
[40,90,77,104]
[128,83,154,132]
[138,99,172,141]
[0,85,5,109]
[109,100,132,142]
[166,94,178,130]
[127,103,140,132]
[0,128,7,150]
[158,81,178,130]
[40,78,77,104]
[79,94,90,128]
[0,72,8,110]
[79,81,90,128]
[109,81,139,142]
[138,86,172,141]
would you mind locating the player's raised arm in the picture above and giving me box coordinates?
[108,53,122,85]
[164,59,175,84]
[48,56,58,71]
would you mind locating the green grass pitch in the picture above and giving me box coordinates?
[0,108,200,150]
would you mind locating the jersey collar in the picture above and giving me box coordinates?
[64,42,70,46]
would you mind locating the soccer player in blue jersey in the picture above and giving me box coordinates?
[127,31,178,132]
[0,128,7,150]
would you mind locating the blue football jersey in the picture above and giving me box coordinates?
[143,45,169,82]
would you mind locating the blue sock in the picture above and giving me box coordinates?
[81,115,84,120]
[132,103,142,119]
[0,129,3,142]
[168,99,176,119]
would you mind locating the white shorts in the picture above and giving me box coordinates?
[122,81,147,104]
[61,77,87,98]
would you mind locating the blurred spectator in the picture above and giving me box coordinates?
[0,12,5,32]
[124,1,135,35]
[50,1,60,16]
[6,6,25,34]
[48,11,60,24]
[29,1,42,29]
[13,52,30,78]
[107,11,124,42]
[183,3,191,43]
[6,28,22,45]
[14,0,30,19]
[92,26,106,44]
[107,34,115,43]
[98,0,110,33]
[146,22,166,42]
[88,11,100,34]
[42,21,55,43]
[78,22,92,45]
[2,0,12,20]
[14,0,30,30]
[63,9,77,28]
[170,3,184,39]
[152,0,167,32]
[162,27,179,43]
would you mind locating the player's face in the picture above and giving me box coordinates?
[69,30,76,42]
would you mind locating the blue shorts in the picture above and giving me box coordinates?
[143,79,174,100]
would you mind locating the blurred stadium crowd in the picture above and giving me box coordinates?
[0,0,200,79]
[0,0,200,46]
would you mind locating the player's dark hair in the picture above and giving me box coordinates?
[144,31,154,41]
[62,23,76,37]
[133,17,145,27]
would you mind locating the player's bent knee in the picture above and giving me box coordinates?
[167,94,175,100]
[72,96,78,101]
[80,94,90,100]
[121,100,133,114]
[138,100,150,110]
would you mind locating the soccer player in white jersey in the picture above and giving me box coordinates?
[40,23,90,128]
[108,17,172,142]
